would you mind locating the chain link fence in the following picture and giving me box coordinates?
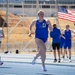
[0,41,75,54]
[0,0,75,54]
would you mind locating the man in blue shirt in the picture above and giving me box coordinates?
[50,24,61,63]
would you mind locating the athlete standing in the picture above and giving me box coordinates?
[50,24,61,63]
[60,30,67,58]
[62,25,75,62]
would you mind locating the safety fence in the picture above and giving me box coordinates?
[1,42,75,53]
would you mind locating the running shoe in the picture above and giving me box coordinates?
[69,59,71,62]
[53,59,57,63]
[58,59,61,63]
[43,66,47,72]
[69,57,71,62]
[31,59,36,65]
[61,58,64,62]
[0,61,3,65]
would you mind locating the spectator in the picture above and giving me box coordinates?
[50,24,61,63]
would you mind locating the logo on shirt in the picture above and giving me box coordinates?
[42,23,46,28]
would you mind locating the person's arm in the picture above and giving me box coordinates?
[74,35,75,37]
[71,35,75,38]
[70,30,75,38]
[2,30,4,38]
[71,30,75,34]
[60,30,65,39]
[60,34,65,39]
[46,20,53,31]
[29,20,36,37]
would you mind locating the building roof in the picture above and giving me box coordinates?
[0,0,75,4]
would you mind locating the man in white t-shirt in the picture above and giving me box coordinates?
[0,28,4,65]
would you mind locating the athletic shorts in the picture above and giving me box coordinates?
[52,43,60,50]
[60,41,65,48]
[64,41,72,49]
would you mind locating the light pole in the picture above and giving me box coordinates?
[6,0,9,52]
[55,0,60,28]
[22,2,25,44]
[36,0,39,18]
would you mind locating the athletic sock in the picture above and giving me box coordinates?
[0,61,3,65]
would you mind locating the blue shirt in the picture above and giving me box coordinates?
[64,30,71,42]
[35,19,48,39]
[50,27,61,43]
[60,34,65,43]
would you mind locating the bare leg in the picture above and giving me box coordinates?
[61,49,65,62]
[57,49,61,62]
[60,48,64,57]
[57,49,60,59]
[31,46,40,65]
[65,50,68,58]
[35,38,47,71]
[34,46,40,60]
[68,49,71,62]
[63,49,67,58]
[54,50,56,60]
[53,50,57,62]
[68,49,71,58]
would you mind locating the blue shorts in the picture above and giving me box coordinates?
[60,41,65,48]
[35,37,47,43]
[64,41,72,49]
